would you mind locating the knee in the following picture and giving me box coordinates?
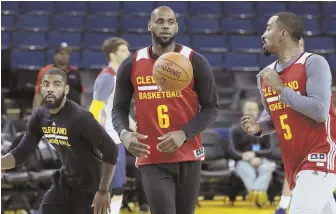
[258,163,274,175]
[111,187,124,196]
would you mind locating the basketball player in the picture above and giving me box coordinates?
[1,68,119,214]
[241,12,336,214]
[89,37,135,214]
[112,6,219,214]
[274,37,304,214]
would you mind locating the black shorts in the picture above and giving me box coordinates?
[39,172,94,214]
[139,161,201,214]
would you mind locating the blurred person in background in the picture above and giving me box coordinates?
[230,99,274,207]
[32,43,85,110]
[89,37,136,214]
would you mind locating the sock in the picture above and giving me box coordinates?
[279,195,291,209]
[109,195,123,214]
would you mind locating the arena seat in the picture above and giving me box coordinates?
[12,31,46,50]
[123,1,154,17]
[201,53,223,70]
[11,49,45,69]
[55,1,87,16]
[176,35,191,47]
[223,2,255,18]
[1,1,19,15]
[328,54,336,72]
[1,15,16,31]
[17,15,49,32]
[254,17,267,34]
[52,15,85,32]
[156,1,189,17]
[1,31,10,49]
[289,2,320,18]
[224,52,259,72]
[120,17,149,34]
[87,15,118,33]
[322,19,336,36]
[259,54,277,68]
[190,2,222,18]
[80,50,106,69]
[221,18,255,35]
[302,18,321,36]
[192,35,228,53]
[189,17,221,34]
[229,35,261,53]
[48,31,81,50]
[87,1,121,16]
[20,1,53,15]
[256,2,287,17]
[322,1,336,19]
[305,37,335,54]
[83,32,110,50]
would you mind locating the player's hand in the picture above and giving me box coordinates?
[242,151,255,161]
[91,190,110,214]
[241,115,262,135]
[157,130,187,153]
[121,131,150,157]
[258,68,285,93]
[250,157,262,167]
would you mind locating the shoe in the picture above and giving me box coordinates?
[255,191,269,208]
[246,191,258,203]
[274,207,287,214]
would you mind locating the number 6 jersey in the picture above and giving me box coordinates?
[112,43,219,167]
[259,52,336,190]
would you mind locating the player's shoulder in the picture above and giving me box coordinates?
[189,50,209,66]
[305,53,328,64]
[66,100,92,119]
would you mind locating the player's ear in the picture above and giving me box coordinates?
[109,52,117,61]
[64,85,70,95]
[148,21,152,32]
[280,29,287,41]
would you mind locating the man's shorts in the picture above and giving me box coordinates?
[110,143,126,190]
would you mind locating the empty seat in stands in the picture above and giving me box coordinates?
[189,17,221,34]
[222,18,255,34]
[176,35,191,47]
[192,35,227,53]
[1,31,10,49]
[254,17,267,35]
[256,2,287,17]
[156,1,189,17]
[229,36,261,53]
[224,53,259,72]
[81,50,106,69]
[55,1,87,15]
[223,2,255,18]
[48,31,81,50]
[289,2,320,18]
[1,1,19,14]
[87,16,118,33]
[87,1,121,16]
[20,1,53,15]
[259,54,277,68]
[12,31,46,49]
[11,49,45,69]
[120,34,151,50]
[302,19,320,36]
[305,37,335,54]
[328,54,336,72]
[322,19,336,36]
[190,2,222,17]
[52,15,84,32]
[123,1,154,16]
[83,32,111,50]
[120,17,149,33]
[322,2,336,18]
[201,53,223,69]
[17,15,49,32]
[1,15,16,31]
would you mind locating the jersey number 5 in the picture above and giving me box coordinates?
[280,114,292,140]
[157,105,170,128]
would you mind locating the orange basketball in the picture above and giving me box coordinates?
[152,52,193,91]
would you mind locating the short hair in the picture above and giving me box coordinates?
[43,67,68,84]
[101,37,128,61]
[150,6,175,21]
[274,12,304,42]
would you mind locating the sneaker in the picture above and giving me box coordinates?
[256,191,268,208]
[274,207,287,214]
[246,191,258,203]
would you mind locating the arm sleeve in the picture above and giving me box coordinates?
[78,111,118,165]
[112,54,135,136]
[182,52,220,140]
[92,74,115,102]
[279,55,332,123]
[10,110,43,166]
[256,77,276,136]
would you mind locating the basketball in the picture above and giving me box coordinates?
[152,52,193,91]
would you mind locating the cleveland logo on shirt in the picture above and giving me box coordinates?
[263,80,300,112]
[135,75,182,100]
[41,126,71,147]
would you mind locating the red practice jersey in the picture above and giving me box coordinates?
[131,45,204,166]
[260,52,336,190]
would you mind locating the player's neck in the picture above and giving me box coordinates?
[151,42,176,56]
[278,44,301,64]
[109,61,120,72]
[49,98,66,114]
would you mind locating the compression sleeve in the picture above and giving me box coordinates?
[182,52,219,140]
[78,111,118,165]
[10,109,43,166]
[89,73,115,122]
[112,54,135,136]
[279,54,332,122]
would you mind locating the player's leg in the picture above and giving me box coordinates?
[319,193,336,214]
[175,161,201,214]
[109,144,126,214]
[68,189,94,214]
[139,163,177,214]
[289,170,335,214]
[275,178,291,213]
[253,158,274,206]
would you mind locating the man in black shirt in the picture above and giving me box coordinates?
[112,6,219,214]
[1,68,118,214]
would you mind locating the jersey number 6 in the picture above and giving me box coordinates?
[280,114,292,140]
[157,105,170,128]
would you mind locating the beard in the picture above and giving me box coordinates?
[44,93,65,109]
[152,32,176,47]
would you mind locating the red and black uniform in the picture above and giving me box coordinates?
[112,43,219,214]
